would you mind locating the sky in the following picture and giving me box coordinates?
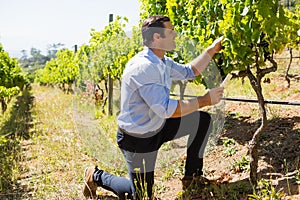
[0,0,141,58]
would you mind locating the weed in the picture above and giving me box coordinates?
[161,158,184,181]
[248,179,285,200]
[133,166,150,200]
[160,141,172,151]
[222,139,237,157]
[223,138,235,147]
[232,156,250,173]
[280,91,291,99]
[224,147,238,157]
[153,181,169,196]
[250,108,260,117]
[292,88,300,95]
[232,112,242,118]
[162,168,176,181]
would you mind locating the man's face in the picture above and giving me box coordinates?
[151,21,177,51]
[160,21,177,51]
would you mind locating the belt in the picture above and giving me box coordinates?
[118,127,159,138]
[118,127,129,134]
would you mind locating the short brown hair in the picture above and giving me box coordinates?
[141,15,170,47]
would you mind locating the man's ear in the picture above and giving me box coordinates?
[153,33,160,41]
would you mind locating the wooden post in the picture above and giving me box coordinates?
[74,45,78,53]
[107,14,114,116]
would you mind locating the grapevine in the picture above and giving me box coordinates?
[0,44,27,113]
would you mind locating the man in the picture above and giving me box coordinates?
[83,15,224,199]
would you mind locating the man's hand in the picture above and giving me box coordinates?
[190,36,224,76]
[207,36,224,56]
[206,87,224,105]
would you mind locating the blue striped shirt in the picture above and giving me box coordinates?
[117,47,195,135]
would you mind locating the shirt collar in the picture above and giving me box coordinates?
[143,46,166,64]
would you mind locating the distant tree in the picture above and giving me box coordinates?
[30,48,42,60]
[20,49,28,60]
[46,43,65,59]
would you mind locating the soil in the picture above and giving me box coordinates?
[153,74,300,200]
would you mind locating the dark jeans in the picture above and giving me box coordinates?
[93,111,211,199]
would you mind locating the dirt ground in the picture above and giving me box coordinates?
[155,74,300,200]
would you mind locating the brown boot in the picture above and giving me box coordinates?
[83,166,98,199]
[181,175,210,190]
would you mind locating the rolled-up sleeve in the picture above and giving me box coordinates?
[166,57,195,80]
[138,83,178,118]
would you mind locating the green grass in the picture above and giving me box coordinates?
[24,85,90,199]
[0,84,127,199]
